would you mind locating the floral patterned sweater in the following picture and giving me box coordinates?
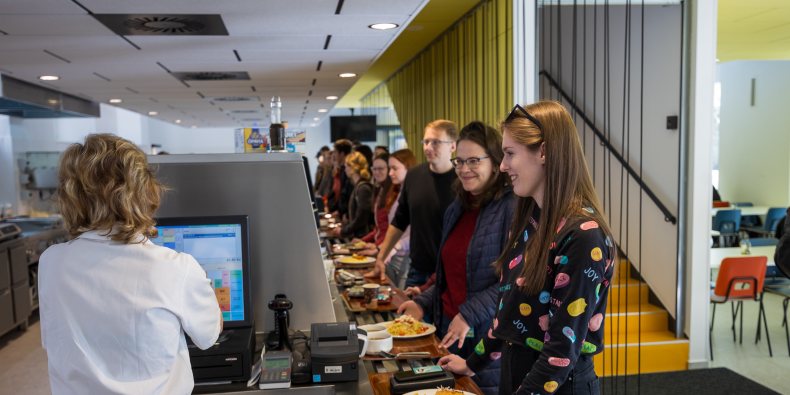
[465,207,613,394]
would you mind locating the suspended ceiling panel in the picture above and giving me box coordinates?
[0,0,429,128]
[718,0,790,62]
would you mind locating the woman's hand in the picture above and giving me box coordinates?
[396,301,424,320]
[359,243,378,256]
[404,286,422,297]
[438,355,474,377]
[439,313,471,349]
[363,258,387,281]
[350,238,364,244]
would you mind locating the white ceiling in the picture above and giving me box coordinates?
[0,0,427,128]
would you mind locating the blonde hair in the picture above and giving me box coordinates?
[426,119,459,141]
[345,151,371,180]
[58,134,167,244]
[493,101,616,295]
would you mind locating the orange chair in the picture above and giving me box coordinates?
[713,201,730,208]
[710,256,772,360]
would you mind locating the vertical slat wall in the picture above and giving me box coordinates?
[359,85,406,151]
[378,0,513,163]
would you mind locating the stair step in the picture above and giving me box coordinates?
[607,283,649,302]
[593,331,689,375]
[604,310,668,334]
[605,301,664,315]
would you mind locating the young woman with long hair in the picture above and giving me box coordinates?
[335,151,374,238]
[440,102,616,395]
[355,153,393,247]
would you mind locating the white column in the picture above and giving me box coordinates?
[514,0,538,105]
[684,0,717,369]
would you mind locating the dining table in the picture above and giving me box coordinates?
[709,245,776,268]
[711,206,771,217]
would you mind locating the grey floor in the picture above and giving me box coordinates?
[1,294,789,395]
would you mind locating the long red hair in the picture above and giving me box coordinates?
[385,149,417,211]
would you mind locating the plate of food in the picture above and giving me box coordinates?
[383,315,436,339]
[336,254,376,265]
[405,387,474,395]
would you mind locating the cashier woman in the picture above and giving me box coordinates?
[38,134,223,395]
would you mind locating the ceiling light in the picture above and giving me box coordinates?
[339,73,357,78]
[318,109,328,113]
[109,99,122,103]
[716,58,721,62]
[191,125,197,129]
[313,117,320,121]
[38,75,59,81]
[148,111,158,116]
[326,96,338,100]
[175,119,181,124]
[311,124,316,127]
[369,23,398,30]
[48,99,58,104]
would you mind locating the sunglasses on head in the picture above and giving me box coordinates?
[505,104,542,130]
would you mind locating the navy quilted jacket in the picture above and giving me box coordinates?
[414,186,514,395]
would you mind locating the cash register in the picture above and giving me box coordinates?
[151,215,255,383]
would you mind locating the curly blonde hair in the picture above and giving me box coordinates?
[57,134,167,244]
[345,151,371,180]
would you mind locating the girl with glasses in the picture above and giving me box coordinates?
[438,102,616,395]
[398,121,514,395]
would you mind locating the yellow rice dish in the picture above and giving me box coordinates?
[387,315,429,336]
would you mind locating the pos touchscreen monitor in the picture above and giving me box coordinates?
[150,215,253,329]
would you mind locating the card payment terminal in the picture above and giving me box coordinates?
[259,350,292,389]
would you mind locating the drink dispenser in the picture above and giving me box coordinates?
[269,96,287,152]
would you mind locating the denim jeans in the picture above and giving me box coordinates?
[404,267,433,289]
[500,342,599,395]
[385,255,411,291]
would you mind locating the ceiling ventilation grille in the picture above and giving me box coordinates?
[92,14,229,36]
[171,71,250,81]
[206,96,260,102]
[228,110,260,114]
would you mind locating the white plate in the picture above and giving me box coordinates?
[336,256,376,264]
[381,321,437,339]
[404,389,475,395]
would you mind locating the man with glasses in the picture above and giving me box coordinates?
[367,120,458,289]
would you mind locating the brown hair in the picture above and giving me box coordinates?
[58,134,167,244]
[453,121,510,210]
[334,139,353,155]
[345,151,371,180]
[493,101,616,295]
[386,149,417,210]
[426,119,459,141]
[372,154,392,210]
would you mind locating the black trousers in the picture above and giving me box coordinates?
[500,342,599,395]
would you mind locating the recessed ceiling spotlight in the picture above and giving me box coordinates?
[109,99,122,103]
[339,73,357,78]
[48,99,58,104]
[311,124,316,127]
[191,125,197,129]
[326,96,338,100]
[318,109,328,113]
[175,119,182,124]
[38,75,59,81]
[148,111,158,116]
[369,23,398,30]
[313,117,320,121]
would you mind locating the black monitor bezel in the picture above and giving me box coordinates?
[153,215,253,329]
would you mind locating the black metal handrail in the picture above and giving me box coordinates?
[539,70,677,225]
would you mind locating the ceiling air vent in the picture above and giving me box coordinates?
[171,71,250,81]
[241,118,264,121]
[92,14,229,36]
[206,96,260,102]
[228,110,260,114]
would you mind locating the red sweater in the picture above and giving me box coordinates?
[439,204,480,319]
[362,196,389,245]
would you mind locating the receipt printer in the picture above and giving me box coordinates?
[310,322,368,383]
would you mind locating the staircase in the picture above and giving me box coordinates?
[593,259,689,376]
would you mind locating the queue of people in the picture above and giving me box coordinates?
[314,101,616,395]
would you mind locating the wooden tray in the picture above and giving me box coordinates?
[340,288,407,312]
[362,334,451,361]
[368,373,482,395]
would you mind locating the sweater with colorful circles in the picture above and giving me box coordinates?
[465,207,613,395]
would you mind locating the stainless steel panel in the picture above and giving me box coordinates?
[0,289,13,335]
[0,248,9,290]
[9,245,27,285]
[148,153,335,334]
[12,282,30,323]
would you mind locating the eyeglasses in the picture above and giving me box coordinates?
[505,104,542,129]
[421,139,454,147]
[371,166,388,172]
[450,157,489,170]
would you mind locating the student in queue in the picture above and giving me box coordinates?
[39,134,222,395]
[335,152,375,238]
[328,139,353,220]
[355,149,418,289]
[375,145,389,157]
[366,120,459,288]
[438,102,616,395]
[398,122,514,395]
[356,153,393,246]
